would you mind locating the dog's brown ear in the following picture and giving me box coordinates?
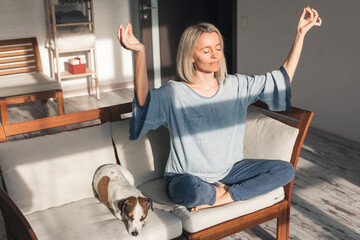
[118,199,127,215]
[145,198,153,211]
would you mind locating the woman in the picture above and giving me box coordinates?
[118,6,321,212]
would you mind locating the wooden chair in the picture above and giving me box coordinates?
[0,37,64,125]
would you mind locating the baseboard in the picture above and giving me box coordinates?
[63,82,134,98]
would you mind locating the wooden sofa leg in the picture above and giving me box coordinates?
[277,206,290,240]
[0,99,9,125]
[57,91,65,115]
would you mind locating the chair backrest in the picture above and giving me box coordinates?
[0,37,43,76]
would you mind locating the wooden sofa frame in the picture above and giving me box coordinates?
[0,101,313,240]
[0,37,64,125]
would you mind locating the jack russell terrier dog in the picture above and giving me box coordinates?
[93,164,172,236]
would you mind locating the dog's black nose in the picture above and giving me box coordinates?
[131,231,138,236]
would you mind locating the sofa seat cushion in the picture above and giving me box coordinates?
[138,178,284,233]
[25,197,183,240]
[0,72,60,97]
[0,123,116,215]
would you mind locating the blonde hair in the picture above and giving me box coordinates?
[176,23,227,83]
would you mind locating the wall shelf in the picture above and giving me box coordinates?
[46,0,100,99]
[59,47,95,54]
[59,69,96,79]
[56,21,93,27]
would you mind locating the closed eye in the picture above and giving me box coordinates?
[127,214,134,221]
[140,216,146,221]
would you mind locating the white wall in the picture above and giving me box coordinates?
[0,0,139,96]
[237,0,360,143]
[1,0,359,143]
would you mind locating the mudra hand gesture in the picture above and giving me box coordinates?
[117,23,145,54]
[282,6,322,81]
[298,6,322,35]
[117,23,149,106]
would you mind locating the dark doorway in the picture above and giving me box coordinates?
[157,0,237,84]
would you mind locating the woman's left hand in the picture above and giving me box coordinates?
[297,6,322,35]
[282,6,322,82]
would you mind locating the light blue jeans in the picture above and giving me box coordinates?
[165,159,295,208]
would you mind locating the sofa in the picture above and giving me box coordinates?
[0,102,313,240]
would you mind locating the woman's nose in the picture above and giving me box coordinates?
[211,50,217,58]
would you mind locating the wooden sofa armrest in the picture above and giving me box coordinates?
[0,187,37,240]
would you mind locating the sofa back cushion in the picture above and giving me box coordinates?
[244,107,299,161]
[0,123,116,215]
[110,120,170,186]
[111,107,298,187]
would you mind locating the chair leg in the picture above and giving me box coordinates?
[277,206,290,240]
[0,99,9,125]
[57,91,65,115]
[87,76,93,96]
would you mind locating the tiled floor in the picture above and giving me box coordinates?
[1,89,359,240]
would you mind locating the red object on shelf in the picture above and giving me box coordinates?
[68,57,86,74]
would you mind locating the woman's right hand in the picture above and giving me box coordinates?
[117,23,145,53]
[117,23,149,106]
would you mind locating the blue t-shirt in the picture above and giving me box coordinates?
[129,67,291,183]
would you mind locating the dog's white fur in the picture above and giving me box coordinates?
[93,164,172,236]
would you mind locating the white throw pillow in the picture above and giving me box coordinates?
[110,120,170,186]
[0,123,116,215]
[243,107,299,162]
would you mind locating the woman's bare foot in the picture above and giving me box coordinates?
[189,184,233,212]
[217,181,230,191]
[214,182,227,198]
[190,204,210,212]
